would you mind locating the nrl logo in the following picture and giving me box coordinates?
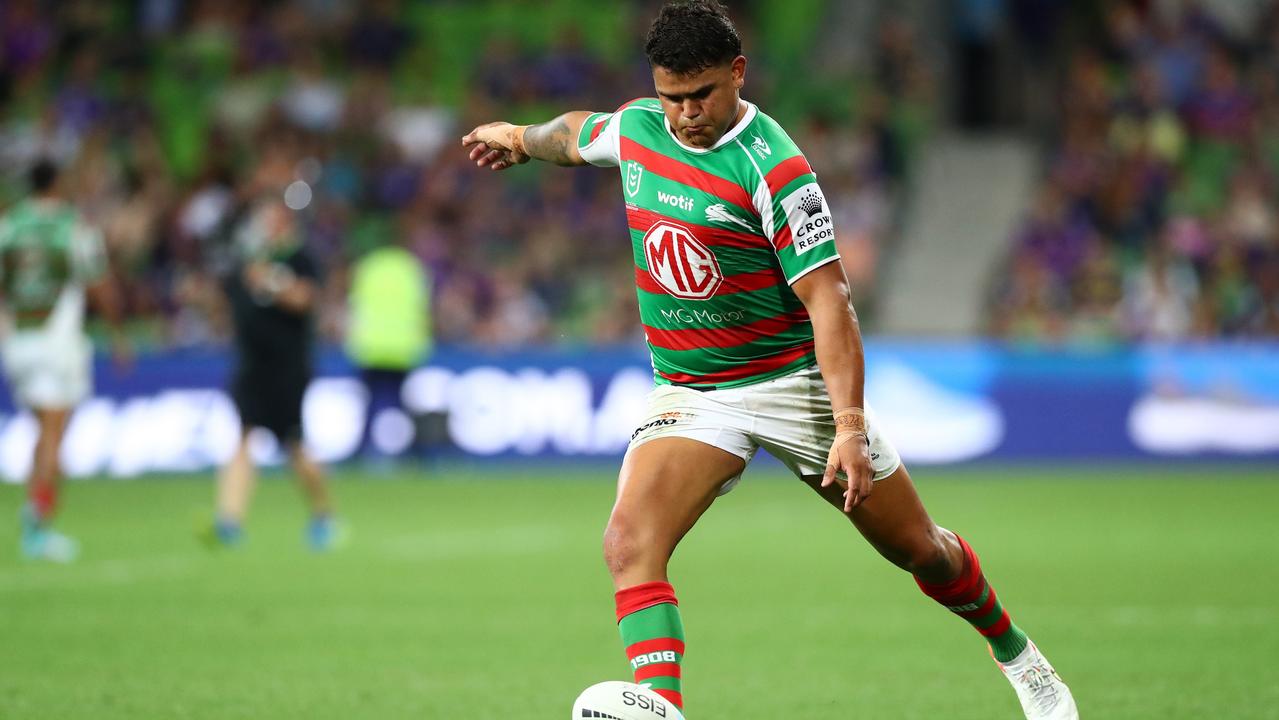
[625,161,644,198]
[751,133,771,158]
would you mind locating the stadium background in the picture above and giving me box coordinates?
[1,1,1276,718]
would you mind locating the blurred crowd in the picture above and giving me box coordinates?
[990,0,1279,343]
[0,0,928,350]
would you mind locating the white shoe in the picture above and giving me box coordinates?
[22,528,79,563]
[996,640,1078,719]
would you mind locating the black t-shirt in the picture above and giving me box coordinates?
[226,245,320,369]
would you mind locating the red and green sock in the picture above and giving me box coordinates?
[915,533,1029,663]
[27,482,57,524]
[615,581,685,711]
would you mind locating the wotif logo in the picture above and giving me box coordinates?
[643,221,723,300]
[657,190,695,212]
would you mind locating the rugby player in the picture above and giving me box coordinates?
[462,2,1078,717]
[0,159,127,562]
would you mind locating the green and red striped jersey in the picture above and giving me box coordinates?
[577,98,839,388]
[0,199,105,322]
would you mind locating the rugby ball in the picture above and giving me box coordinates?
[571,681,685,720]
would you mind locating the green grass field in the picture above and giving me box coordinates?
[1,465,1277,719]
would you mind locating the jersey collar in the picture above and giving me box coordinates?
[664,101,757,154]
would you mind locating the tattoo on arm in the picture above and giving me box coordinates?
[522,115,577,166]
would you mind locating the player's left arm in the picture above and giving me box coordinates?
[792,261,874,511]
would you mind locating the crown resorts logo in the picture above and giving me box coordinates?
[781,182,834,256]
[798,186,824,217]
[643,221,723,300]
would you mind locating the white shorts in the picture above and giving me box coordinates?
[626,364,902,493]
[1,329,93,410]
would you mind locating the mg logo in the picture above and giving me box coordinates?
[643,221,723,300]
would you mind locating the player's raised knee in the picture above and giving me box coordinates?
[601,516,637,577]
[602,514,665,582]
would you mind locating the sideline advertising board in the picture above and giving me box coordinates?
[0,341,1275,480]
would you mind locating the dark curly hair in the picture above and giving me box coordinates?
[645,0,742,75]
[29,158,58,193]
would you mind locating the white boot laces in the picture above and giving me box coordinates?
[1017,663,1061,714]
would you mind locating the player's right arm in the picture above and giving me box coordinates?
[462,111,597,170]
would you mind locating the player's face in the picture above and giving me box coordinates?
[653,56,747,148]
